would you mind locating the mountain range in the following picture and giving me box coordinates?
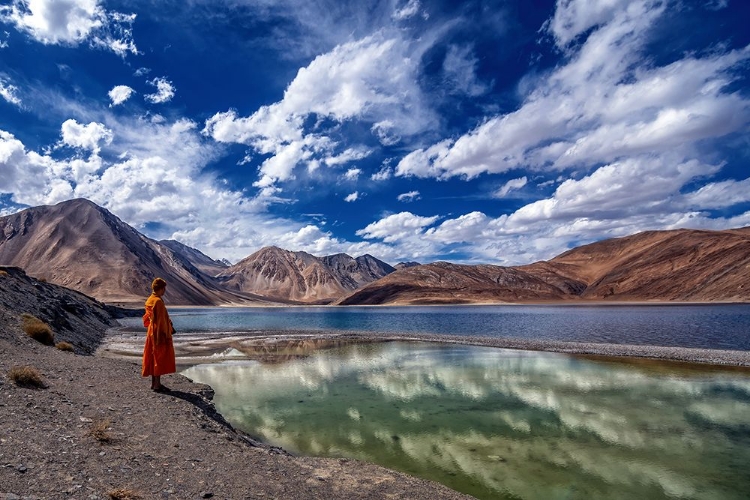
[1,199,748,305]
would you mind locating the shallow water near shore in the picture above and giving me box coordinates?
[183,342,750,500]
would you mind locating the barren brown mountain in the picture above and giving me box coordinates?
[3,199,748,306]
[336,261,586,305]
[0,199,264,306]
[216,247,394,303]
[527,227,750,301]
[339,228,750,305]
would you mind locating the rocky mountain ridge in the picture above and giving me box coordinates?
[0,200,394,305]
[215,246,394,303]
[2,199,749,305]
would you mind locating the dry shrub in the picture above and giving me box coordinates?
[108,488,141,500]
[90,418,112,443]
[55,341,75,352]
[21,313,54,346]
[8,365,45,388]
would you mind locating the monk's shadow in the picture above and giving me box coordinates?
[161,389,230,426]
[162,389,266,448]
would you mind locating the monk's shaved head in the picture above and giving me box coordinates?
[151,277,167,292]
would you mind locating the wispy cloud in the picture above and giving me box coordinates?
[493,177,527,198]
[397,190,420,202]
[0,76,21,106]
[144,77,175,104]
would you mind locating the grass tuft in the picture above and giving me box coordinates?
[108,488,141,500]
[55,341,75,352]
[90,418,113,443]
[8,365,45,388]
[21,313,55,346]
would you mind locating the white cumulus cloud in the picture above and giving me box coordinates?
[108,85,134,106]
[357,212,439,243]
[393,0,422,21]
[203,31,436,196]
[59,119,113,153]
[344,192,359,202]
[396,0,750,181]
[0,0,137,56]
[494,177,527,198]
[343,168,362,181]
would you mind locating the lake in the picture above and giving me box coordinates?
[123,303,750,351]
[183,341,750,500]
[119,304,750,498]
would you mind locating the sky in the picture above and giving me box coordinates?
[0,0,749,266]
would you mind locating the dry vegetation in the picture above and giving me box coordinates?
[55,341,75,352]
[108,488,141,500]
[0,269,8,277]
[21,313,55,345]
[90,418,113,443]
[7,365,45,388]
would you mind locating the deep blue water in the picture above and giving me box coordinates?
[119,304,750,351]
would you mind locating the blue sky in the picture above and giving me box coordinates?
[0,0,749,265]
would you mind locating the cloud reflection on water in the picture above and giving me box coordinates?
[183,342,750,500]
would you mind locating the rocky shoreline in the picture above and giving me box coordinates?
[2,334,480,500]
[0,268,471,499]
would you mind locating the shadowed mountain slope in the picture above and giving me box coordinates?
[160,239,229,276]
[337,261,586,305]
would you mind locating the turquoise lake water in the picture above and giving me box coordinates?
[183,341,750,500]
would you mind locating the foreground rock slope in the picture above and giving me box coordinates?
[0,268,469,499]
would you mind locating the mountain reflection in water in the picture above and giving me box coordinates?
[183,342,750,500]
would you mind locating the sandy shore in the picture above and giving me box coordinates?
[98,327,750,368]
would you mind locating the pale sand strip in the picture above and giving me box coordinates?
[365,332,750,367]
[100,327,750,368]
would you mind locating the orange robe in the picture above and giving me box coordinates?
[141,294,176,377]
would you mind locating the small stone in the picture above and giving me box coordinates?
[17,464,27,473]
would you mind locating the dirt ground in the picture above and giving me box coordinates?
[0,332,473,500]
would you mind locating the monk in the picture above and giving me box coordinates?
[142,277,176,392]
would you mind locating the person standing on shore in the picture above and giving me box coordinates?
[142,277,176,392]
